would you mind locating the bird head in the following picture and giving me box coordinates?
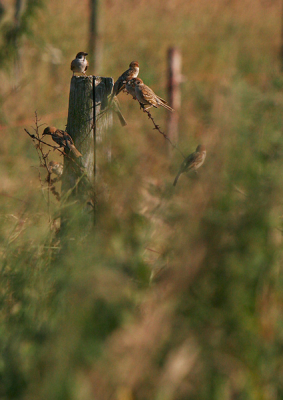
[75,52,88,59]
[126,78,137,87]
[134,78,143,86]
[129,61,139,69]
[196,144,206,152]
[43,126,57,136]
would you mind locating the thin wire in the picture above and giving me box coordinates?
[142,108,185,159]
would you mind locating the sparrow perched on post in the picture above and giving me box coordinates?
[173,145,206,186]
[70,52,89,76]
[48,160,63,177]
[125,78,138,99]
[43,127,82,158]
[111,61,139,99]
[134,78,174,112]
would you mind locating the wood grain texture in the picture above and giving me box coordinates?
[61,75,113,224]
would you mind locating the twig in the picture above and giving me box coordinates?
[233,185,248,197]
[31,113,52,226]
[31,166,49,205]
[145,247,163,255]
[25,113,68,230]
[0,192,28,204]
[24,128,66,157]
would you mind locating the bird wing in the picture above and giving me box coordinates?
[70,59,76,71]
[156,95,168,105]
[114,68,136,95]
[114,70,130,95]
[59,130,81,157]
[181,152,198,171]
[186,151,204,170]
[140,85,157,106]
[113,77,125,96]
[174,153,195,184]
[174,150,205,186]
[119,68,135,82]
[63,132,74,146]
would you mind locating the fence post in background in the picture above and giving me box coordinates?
[13,0,24,84]
[281,0,283,70]
[167,47,182,155]
[89,0,103,74]
[61,76,113,228]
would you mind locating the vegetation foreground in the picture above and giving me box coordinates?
[1,0,283,399]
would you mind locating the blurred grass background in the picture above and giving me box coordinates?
[1,0,283,399]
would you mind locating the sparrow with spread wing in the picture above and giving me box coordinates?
[134,78,174,112]
[70,52,89,76]
[43,127,82,158]
[173,145,206,186]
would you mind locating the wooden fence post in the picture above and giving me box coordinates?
[61,75,113,228]
[13,0,24,84]
[167,47,182,154]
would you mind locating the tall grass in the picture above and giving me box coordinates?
[0,0,283,399]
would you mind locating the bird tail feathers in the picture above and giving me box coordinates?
[70,145,82,158]
[115,111,127,127]
[157,97,174,112]
[110,96,127,127]
[173,172,181,187]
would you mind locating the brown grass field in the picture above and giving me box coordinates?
[1,0,283,399]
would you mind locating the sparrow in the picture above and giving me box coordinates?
[48,160,63,177]
[124,78,138,100]
[111,61,139,99]
[43,127,82,158]
[134,78,174,112]
[173,145,206,186]
[70,52,88,76]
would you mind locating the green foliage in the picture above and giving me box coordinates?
[0,0,44,70]
[1,0,283,399]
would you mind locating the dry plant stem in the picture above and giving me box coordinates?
[0,192,28,204]
[25,122,65,227]
[142,108,185,159]
[31,113,52,226]
[24,128,66,157]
